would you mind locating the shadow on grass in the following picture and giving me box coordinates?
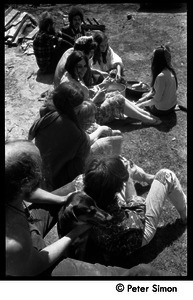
[112,218,186,270]
[36,69,54,85]
[108,111,177,133]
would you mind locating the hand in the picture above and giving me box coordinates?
[112,129,122,136]
[100,125,112,136]
[127,160,146,182]
[102,76,115,86]
[119,155,129,168]
[115,73,121,83]
[94,87,106,104]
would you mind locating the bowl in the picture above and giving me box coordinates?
[126,80,150,96]
[106,82,126,97]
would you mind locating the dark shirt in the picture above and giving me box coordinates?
[60,25,85,42]
[33,31,58,72]
[28,111,90,189]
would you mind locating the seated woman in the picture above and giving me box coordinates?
[61,50,162,125]
[135,45,178,116]
[60,155,187,264]
[92,30,124,82]
[54,35,103,89]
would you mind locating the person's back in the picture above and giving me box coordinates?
[34,112,89,188]
[54,47,74,88]
[29,82,90,189]
[154,68,177,110]
[33,30,55,73]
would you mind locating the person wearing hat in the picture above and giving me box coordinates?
[59,6,86,43]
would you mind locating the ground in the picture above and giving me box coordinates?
[5,3,187,276]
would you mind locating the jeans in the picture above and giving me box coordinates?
[142,169,187,245]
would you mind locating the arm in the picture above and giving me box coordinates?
[7,224,91,276]
[124,177,137,202]
[137,74,165,107]
[135,90,154,105]
[26,188,69,206]
[115,64,122,82]
[136,98,155,108]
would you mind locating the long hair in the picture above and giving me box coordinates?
[38,11,55,34]
[151,45,178,90]
[92,30,108,65]
[52,82,84,130]
[65,50,88,80]
[83,155,129,210]
[68,6,84,26]
[5,140,42,203]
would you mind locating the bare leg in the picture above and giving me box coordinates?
[124,99,161,124]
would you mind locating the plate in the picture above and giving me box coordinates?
[126,80,150,96]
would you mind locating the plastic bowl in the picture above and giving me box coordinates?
[106,82,126,96]
[126,80,150,96]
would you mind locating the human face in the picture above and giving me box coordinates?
[76,59,88,80]
[72,15,82,30]
[99,37,108,53]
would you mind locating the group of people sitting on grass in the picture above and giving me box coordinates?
[6,6,186,277]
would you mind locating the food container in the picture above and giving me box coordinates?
[126,80,150,97]
[106,82,126,97]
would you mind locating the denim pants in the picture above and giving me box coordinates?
[142,169,187,245]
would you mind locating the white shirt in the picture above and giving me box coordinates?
[153,69,177,110]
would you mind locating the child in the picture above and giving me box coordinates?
[75,100,123,155]
[75,99,122,136]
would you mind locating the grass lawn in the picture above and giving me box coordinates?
[5,3,187,276]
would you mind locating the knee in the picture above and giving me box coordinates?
[155,169,176,185]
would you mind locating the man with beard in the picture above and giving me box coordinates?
[59,6,86,43]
